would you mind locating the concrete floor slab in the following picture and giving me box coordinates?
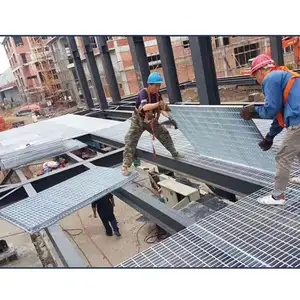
[59,196,156,267]
[0,219,42,267]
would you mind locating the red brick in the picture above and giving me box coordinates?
[117,38,129,47]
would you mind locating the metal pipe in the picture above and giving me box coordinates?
[96,36,121,103]
[67,37,94,109]
[156,36,182,104]
[81,36,108,109]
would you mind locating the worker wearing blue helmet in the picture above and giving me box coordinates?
[122,72,184,175]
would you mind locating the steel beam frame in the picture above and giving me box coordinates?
[89,134,263,196]
[13,169,87,267]
[189,36,221,105]
[270,36,284,66]
[81,36,108,109]
[96,36,121,103]
[67,37,94,109]
[156,36,182,104]
[128,36,150,88]
[0,169,14,185]
[64,151,192,234]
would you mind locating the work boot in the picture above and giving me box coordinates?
[172,152,185,159]
[121,167,130,176]
[256,194,286,206]
[290,177,300,185]
[114,230,121,237]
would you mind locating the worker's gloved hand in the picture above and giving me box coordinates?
[159,100,170,112]
[258,134,274,151]
[240,104,256,120]
[168,117,178,129]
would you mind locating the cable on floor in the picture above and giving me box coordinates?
[144,226,169,244]
[0,231,25,239]
[76,212,114,267]
[60,225,92,267]
[135,222,147,253]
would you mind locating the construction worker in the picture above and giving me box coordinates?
[240,54,300,205]
[121,72,184,176]
[91,193,121,237]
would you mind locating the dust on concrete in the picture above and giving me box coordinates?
[59,198,158,267]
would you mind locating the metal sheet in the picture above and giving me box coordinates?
[119,182,300,268]
[0,139,86,170]
[170,105,276,174]
[0,114,119,147]
[0,167,137,233]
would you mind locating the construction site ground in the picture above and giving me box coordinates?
[0,86,262,267]
[0,197,158,267]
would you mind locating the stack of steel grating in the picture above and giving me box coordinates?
[0,139,87,170]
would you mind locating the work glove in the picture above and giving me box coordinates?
[240,104,256,120]
[258,134,274,151]
[168,117,178,129]
[159,100,170,112]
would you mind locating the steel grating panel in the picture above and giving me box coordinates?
[93,116,300,188]
[0,139,86,170]
[119,182,300,268]
[0,167,137,233]
[169,105,275,173]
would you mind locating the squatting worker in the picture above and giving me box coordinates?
[240,54,300,206]
[121,72,184,176]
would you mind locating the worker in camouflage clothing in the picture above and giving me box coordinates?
[122,72,184,175]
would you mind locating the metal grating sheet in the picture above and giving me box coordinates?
[93,116,300,188]
[0,167,137,233]
[119,182,300,268]
[169,105,275,174]
[0,139,86,170]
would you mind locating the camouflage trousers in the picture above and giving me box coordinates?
[122,113,178,168]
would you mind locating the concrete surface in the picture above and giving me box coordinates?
[59,196,156,267]
[0,219,42,267]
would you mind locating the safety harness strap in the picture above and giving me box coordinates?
[265,66,300,128]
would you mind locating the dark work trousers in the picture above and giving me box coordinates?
[98,210,119,235]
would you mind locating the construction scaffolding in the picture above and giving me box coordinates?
[28,37,64,105]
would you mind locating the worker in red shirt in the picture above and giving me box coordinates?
[241,54,300,205]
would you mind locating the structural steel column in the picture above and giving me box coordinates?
[128,36,150,88]
[96,36,121,103]
[270,36,284,66]
[67,37,94,109]
[156,36,182,104]
[81,36,108,109]
[189,36,220,105]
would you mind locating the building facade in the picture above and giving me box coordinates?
[0,68,24,106]
[5,36,298,106]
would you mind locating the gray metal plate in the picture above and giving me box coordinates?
[119,182,300,268]
[169,105,276,174]
[0,167,137,233]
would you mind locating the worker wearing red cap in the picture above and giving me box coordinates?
[240,54,300,205]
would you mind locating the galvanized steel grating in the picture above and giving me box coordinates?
[0,139,86,170]
[93,115,300,188]
[169,105,276,174]
[0,167,137,233]
[119,182,300,268]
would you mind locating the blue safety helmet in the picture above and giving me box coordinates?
[147,72,163,84]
